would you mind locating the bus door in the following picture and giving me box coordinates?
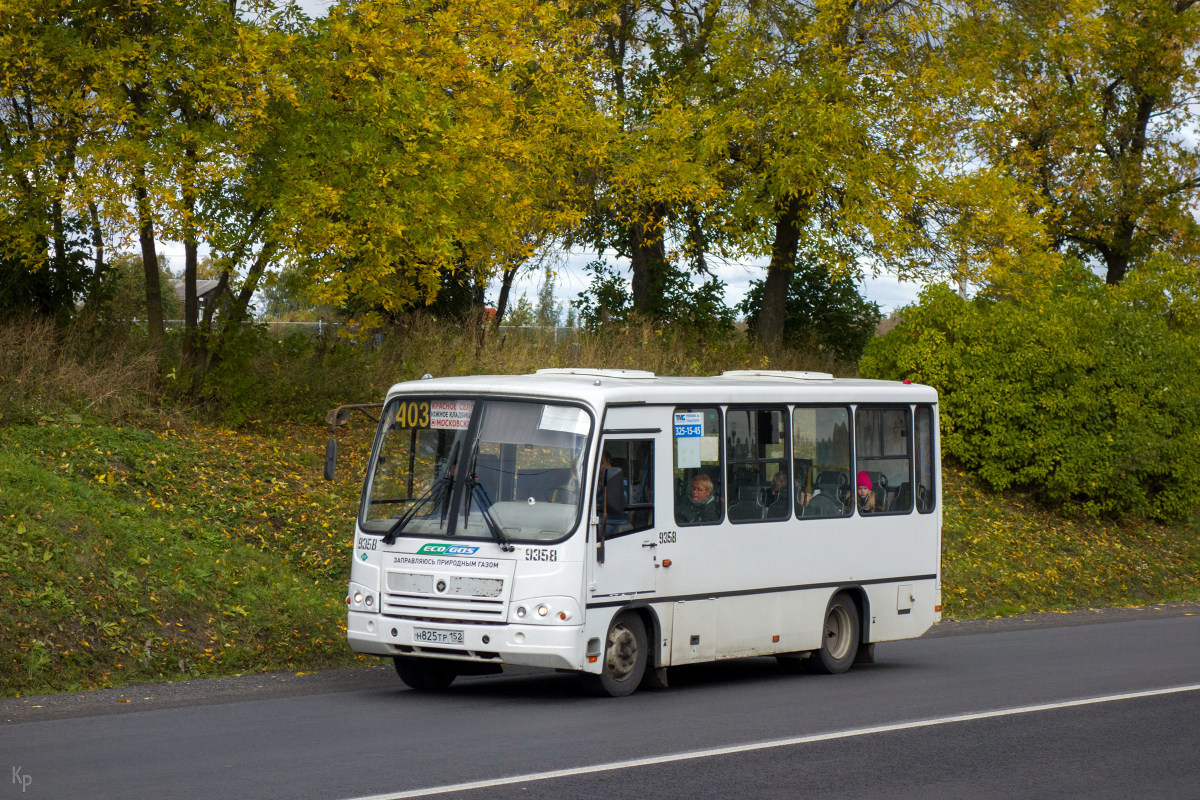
[588,421,663,601]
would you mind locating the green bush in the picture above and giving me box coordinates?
[739,257,882,361]
[860,268,1200,521]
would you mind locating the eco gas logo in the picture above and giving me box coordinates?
[417,543,480,556]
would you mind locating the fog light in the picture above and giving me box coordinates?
[516,606,527,618]
[353,592,363,604]
[365,595,373,607]
[536,604,549,617]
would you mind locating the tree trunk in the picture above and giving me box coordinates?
[758,194,805,348]
[494,260,519,326]
[181,155,200,374]
[134,170,164,355]
[87,200,104,277]
[1103,216,1134,285]
[629,206,666,318]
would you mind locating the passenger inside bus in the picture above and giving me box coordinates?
[598,451,628,532]
[676,473,720,523]
[856,471,877,514]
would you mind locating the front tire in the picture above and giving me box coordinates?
[581,613,648,697]
[807,593,860,674]
[394,656,457,690]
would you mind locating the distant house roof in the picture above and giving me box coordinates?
[169,279,221,304]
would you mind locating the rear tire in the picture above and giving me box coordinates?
[581,613,648,697]
[394,656,457,690]
[807,593,860,675]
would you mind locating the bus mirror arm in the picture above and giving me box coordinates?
[322,403,384,482]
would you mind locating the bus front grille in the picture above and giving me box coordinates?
[381,592,507,623]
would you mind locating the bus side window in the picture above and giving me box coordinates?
[726,407,788,523]
[673,407,723,526]
[854,405,913,515]
[598,439,655,537]
[915,405,936,513]
[793,406,853,519]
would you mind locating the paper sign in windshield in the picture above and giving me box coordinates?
[540,405,589,435]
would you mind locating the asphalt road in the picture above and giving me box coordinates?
[2,604,1198,800]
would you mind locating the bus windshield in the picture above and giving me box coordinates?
[361,397,591,543]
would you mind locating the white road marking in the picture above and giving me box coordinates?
[346,683,1200,800]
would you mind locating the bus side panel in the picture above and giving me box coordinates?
[715,591,824,659]
[863,578,940,643]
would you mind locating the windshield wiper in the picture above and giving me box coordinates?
[463,477,513,552]
[381,474,453,545]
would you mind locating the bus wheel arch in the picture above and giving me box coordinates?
[807,590,863,675]
[582,608,652,697]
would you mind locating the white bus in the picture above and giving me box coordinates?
[343,368,941,696]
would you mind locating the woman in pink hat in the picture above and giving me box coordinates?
[856,470,877,514]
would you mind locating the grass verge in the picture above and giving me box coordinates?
[3,417,1198,697]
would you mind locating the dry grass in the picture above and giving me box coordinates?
[367,315,852,388]
[0,317,159,423]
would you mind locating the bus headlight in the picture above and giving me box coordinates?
[509,598,579,624]
[347,582,379,613]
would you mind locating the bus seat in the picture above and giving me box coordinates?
[728,484,764,521]
[894,482,912,513]
[868,471,889,511]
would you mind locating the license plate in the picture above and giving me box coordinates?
[412,627,464,646]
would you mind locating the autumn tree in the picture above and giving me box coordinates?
[0,0,301,374]
[962,0,1200,285]
[0,0,107,319]
[270,0,600,330]
[703,0,973,347]
[572,0,730,321]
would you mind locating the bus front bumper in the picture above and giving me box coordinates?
[347,611,585,671]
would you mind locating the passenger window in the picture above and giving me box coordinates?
[597,440,654,537]
[854,406,913,515]
[726,407,789,523]
[792,406,853,519]
[915,406,936,514]
[673,407,723,526]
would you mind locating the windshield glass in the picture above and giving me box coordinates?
[361,397,591,543]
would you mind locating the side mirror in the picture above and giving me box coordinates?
[323,438,338,481]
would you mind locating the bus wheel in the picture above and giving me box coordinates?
[394,656,457,690]
[582,613,647,697]
[807,593,859,675]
